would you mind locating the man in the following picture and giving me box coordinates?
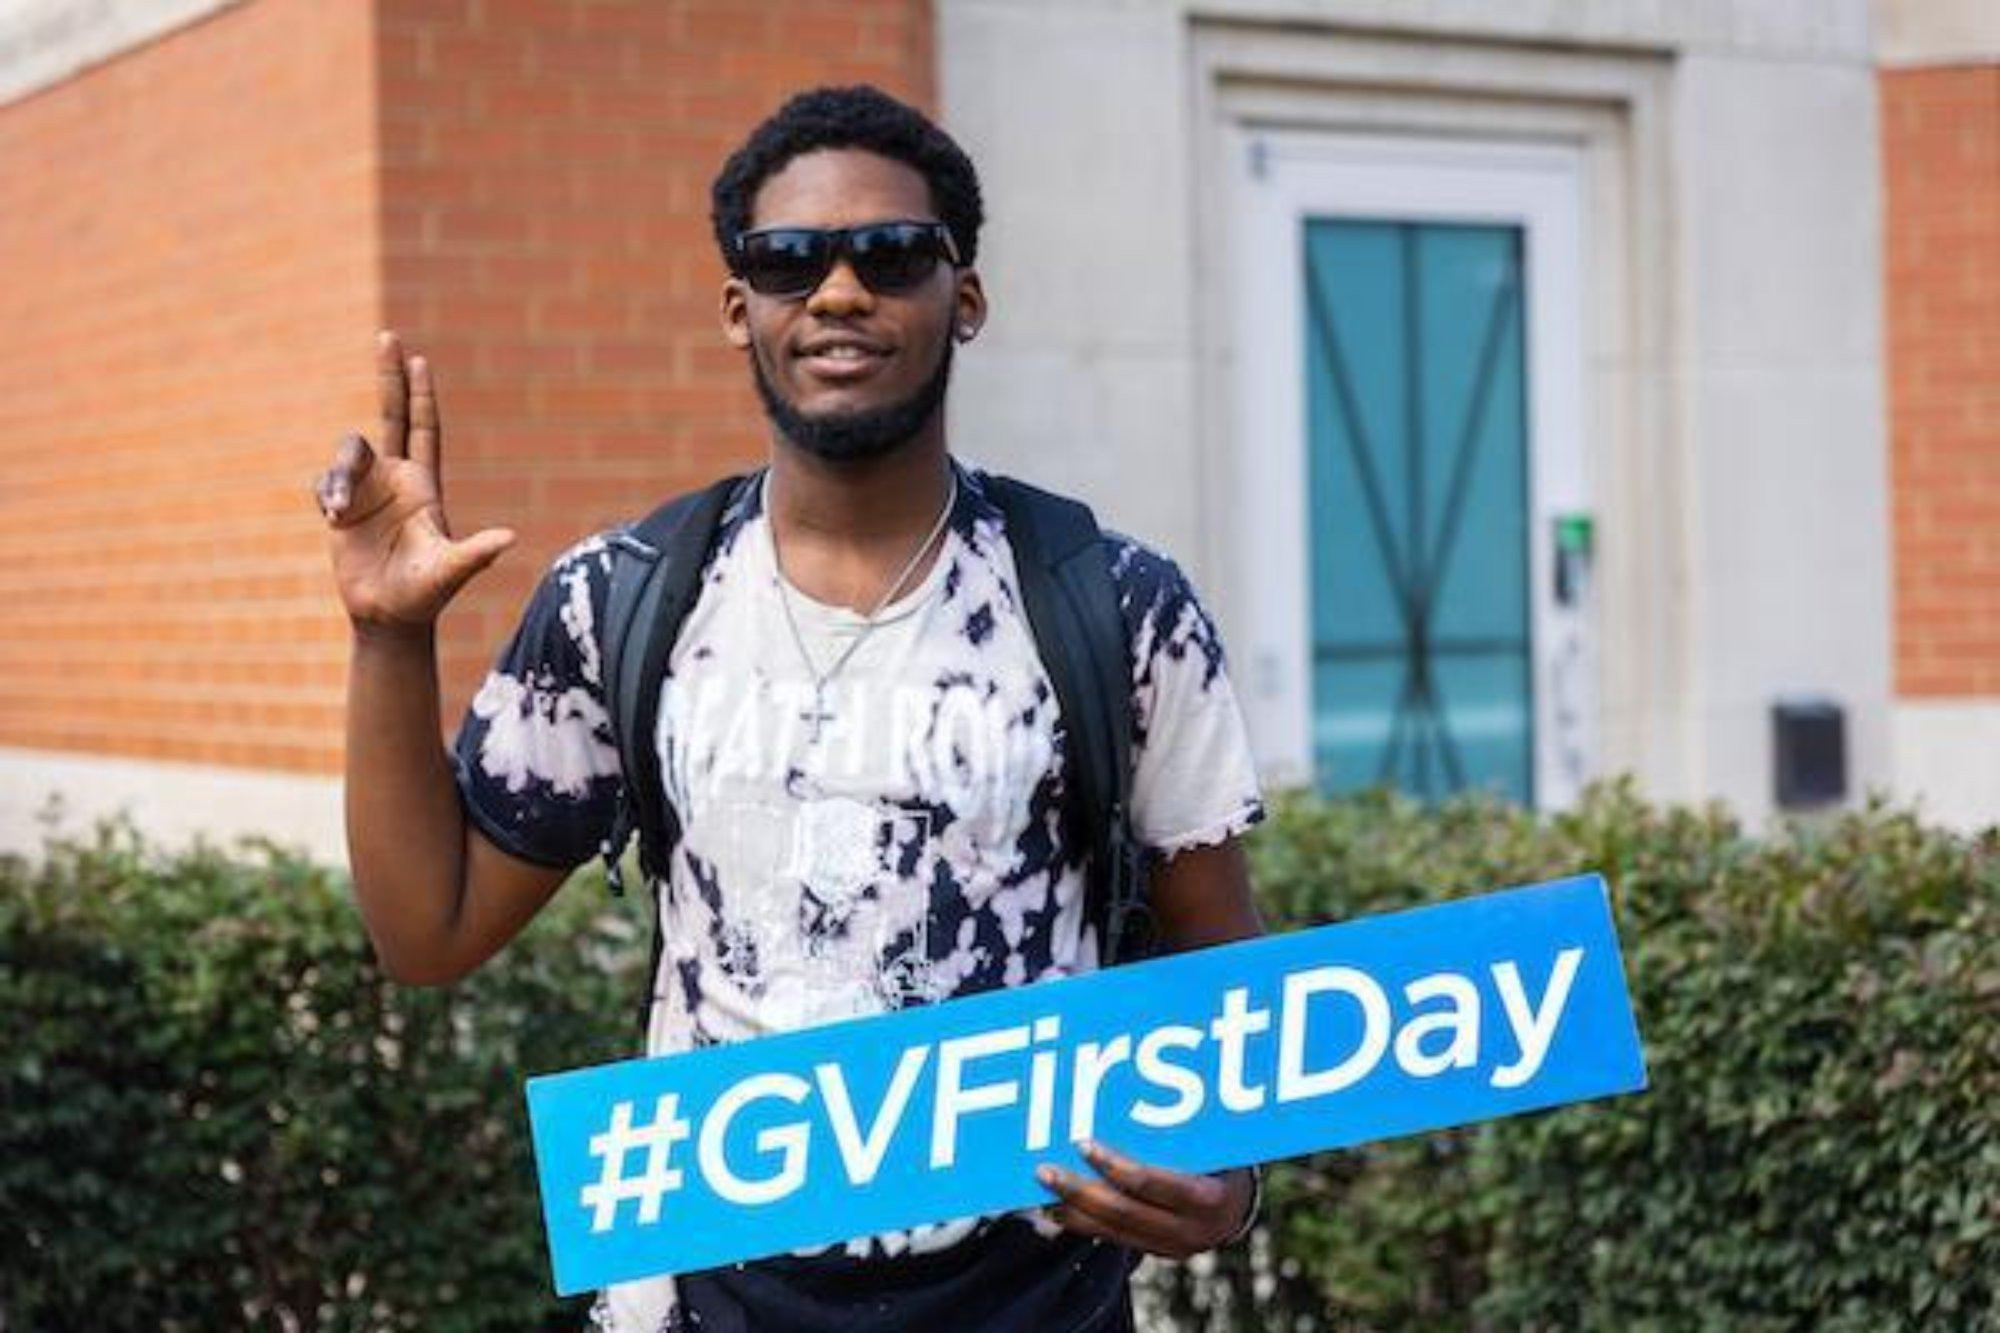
[314,85,1265,1332]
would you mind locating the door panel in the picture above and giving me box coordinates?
[1304,218,1533,802]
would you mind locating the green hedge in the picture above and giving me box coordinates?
[0,820,644,1332]
[4,785,1995,1331]
[1146,783,2000,1332]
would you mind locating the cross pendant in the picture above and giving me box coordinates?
[801,689,836,743]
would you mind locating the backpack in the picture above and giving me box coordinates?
[593,470,1153,1034]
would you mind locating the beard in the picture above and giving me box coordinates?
[751,334,954,464]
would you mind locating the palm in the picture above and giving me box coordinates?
[315,332,515,632]
[330,459,456,625]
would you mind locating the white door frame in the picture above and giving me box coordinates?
[1229,128,1594,807]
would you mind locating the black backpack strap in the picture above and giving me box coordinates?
[985,475,1149,965]
[599,473,747,1030]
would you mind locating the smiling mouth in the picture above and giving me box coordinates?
[797,343,890,381]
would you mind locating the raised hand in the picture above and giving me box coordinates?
[313,331,516,636]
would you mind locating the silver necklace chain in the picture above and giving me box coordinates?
[766,469,957,741]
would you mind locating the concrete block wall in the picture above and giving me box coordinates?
[941,0,1894,821]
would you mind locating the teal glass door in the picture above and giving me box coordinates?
[1303,219,1533,803]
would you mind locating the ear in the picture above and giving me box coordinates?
[952,268,988,342]
[720,276,752,350]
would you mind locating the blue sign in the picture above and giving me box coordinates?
[526,873,1646,1294]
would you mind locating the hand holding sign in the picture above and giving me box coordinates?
[527,874,1646,1294]
[1039,1141,1253,1261]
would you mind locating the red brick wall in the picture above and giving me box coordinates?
[0,0,935,778]
[0,0,378,774]
[375,0,937,728]
[1883,65,2000,698]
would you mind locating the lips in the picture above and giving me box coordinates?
[796,335,891,383]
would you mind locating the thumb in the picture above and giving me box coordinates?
[439,527,517,593]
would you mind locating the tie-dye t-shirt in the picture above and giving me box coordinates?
[452,462,1263,1333]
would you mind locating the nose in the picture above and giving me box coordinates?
[804,256,875,316]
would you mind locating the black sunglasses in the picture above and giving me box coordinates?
[730,221,962,298]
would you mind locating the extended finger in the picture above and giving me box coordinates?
[1080,1140,1228,1215]
[436,526,517,596]
[315,432,377,522]
[1037,1163,1186,1257]
[376,330,410,459]
[407,352,441,481]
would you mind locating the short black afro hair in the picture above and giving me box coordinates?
[710,85,985,267]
